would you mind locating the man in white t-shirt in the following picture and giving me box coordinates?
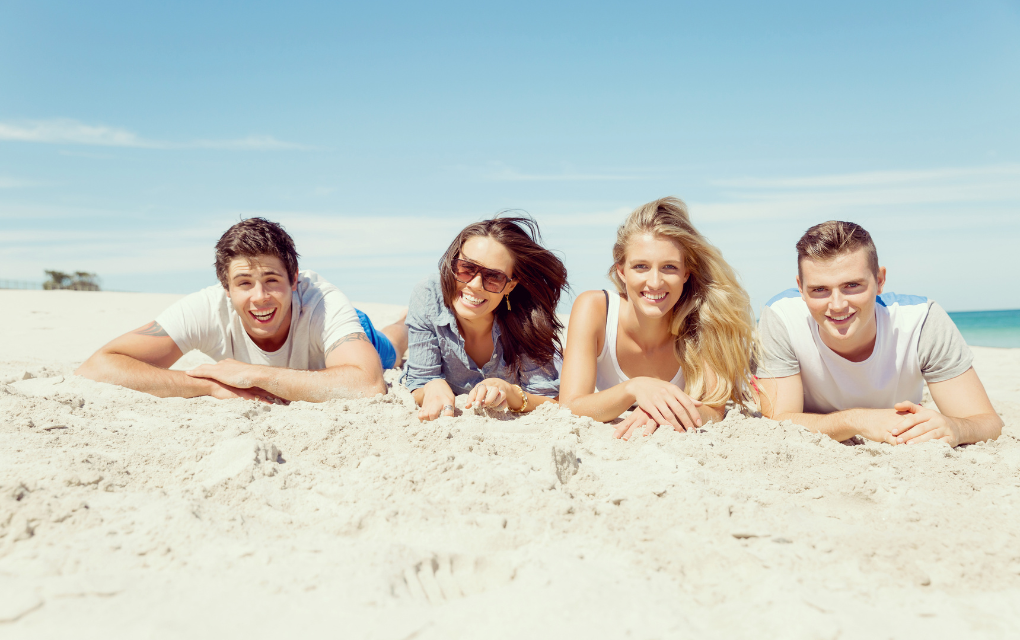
[77,218,405,402]
[756,220,1002,446]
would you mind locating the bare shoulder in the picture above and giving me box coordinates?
[570,290,610,318]
[565,290,611,352]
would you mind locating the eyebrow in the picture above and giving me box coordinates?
[232,268,284,281]
[806,278,867,288]
[627,257,681,264]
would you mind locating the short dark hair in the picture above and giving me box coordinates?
[214,218,300,288]
[796,220,879,279]
[438,214,568,378]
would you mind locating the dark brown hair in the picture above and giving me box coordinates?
[796,220,879,279]
[439,214,568,379]
[214,218,300,288]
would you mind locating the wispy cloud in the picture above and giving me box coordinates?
[0,119,307,150]
[693,164,1020,222]
[479,161,646,182]
[711,164,1020,189]
[0,176,40,188]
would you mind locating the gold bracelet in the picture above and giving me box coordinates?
[508,384,528,413]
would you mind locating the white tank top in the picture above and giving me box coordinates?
[595,290,685,392]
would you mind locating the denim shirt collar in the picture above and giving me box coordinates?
[436,300,503,371]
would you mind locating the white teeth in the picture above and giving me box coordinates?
[829,312,853,321]
[252,309,274,320]
[642,292,667,301]
[463,293,485,305]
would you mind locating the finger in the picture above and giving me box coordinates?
[664,396,698,431]
[894,401,919,412]
[645,404,679,433]
[622,416,647,440]
[441,403,456,417]
[465,385,483,409]
[613,413,638,439]
[672,392,704,427]
[660,397,693,432]
[891,413,926,437]
[905,429,943,445]
[482,387,500,407]
[490,390,506,408]
[896,419,935,444]
[642,419,661,437]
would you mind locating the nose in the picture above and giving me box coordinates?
[648,269,663,288]
[828,290,847,311]
[252,281,271,303]
[467,272,485,290]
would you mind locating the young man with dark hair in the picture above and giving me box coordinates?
[757,220,1002,446]
[77,218,407,403]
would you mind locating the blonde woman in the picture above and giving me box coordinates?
[559,196,756,439]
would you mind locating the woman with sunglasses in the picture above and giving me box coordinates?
[559,197,757,439]
[401,215,568,421]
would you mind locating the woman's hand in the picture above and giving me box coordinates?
[613,408,659,440]
[465,378,516,411]
[418,379,456,421]
[626,377,703,433]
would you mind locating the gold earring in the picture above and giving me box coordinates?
[505,295,511,311]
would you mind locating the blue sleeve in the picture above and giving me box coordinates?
[400,280,445,391]
[519,354,561,397]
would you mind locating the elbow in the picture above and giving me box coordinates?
[74,354,102,381]
[984,414,1005,442]
[370,380,388,397]
[559,395,582,416]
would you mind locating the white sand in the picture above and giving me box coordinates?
[1,290,1019,639]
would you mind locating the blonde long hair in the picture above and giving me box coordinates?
[608,197,757,406]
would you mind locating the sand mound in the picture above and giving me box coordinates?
[1,292,1019,638]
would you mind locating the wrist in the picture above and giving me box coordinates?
[508,384,528,412]
[623,378,639,401]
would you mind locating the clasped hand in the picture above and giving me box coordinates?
[619,377,703,439]
[465,378,518,412]
[890,401,963,446]
[186,359,279,404]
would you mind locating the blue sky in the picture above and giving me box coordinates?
[1,0,1018,311]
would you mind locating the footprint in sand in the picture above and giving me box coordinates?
[395,554,516,604]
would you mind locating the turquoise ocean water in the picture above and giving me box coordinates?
[948,309,1020,349]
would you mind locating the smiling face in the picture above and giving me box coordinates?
[451,236,517,324]
[797,247,887,361]
[617,233,689,318]
[225,254,298,352]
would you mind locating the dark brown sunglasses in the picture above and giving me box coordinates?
[452,259,513,293]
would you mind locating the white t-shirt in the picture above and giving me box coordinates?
[156,270,364,371]
[757,289,973,414]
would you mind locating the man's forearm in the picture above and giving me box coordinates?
[76,353,213,398]
[949,412,1004,445]
[254,364,386,402]
[773,408,891,442]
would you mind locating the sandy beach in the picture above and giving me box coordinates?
[2,289,1019,639]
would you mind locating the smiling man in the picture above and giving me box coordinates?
[756,220,1002,446]
[76,218,403,403]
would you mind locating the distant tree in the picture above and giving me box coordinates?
[43,270,101,291]
[71,271,100,291]
[43,270,71,290]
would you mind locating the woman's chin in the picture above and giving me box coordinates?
[453,299,491,319]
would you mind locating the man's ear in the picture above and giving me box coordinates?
[875,266,886,295]
[796,275,805,299]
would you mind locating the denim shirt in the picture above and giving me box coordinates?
[400,275,561,397]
